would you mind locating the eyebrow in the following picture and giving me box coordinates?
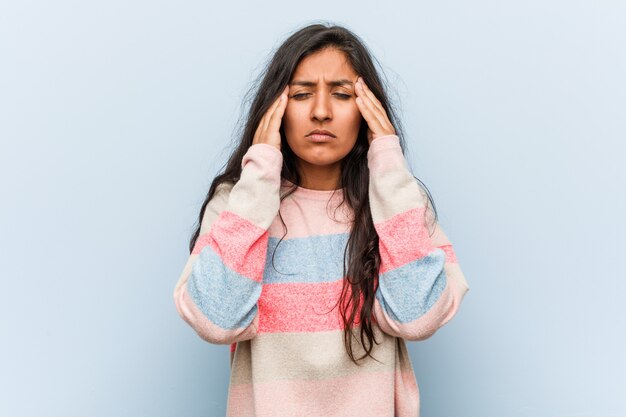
[289,78,355,87]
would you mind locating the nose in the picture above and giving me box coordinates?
[311,92,332,122]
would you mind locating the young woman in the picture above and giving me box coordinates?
[173,23,470,417]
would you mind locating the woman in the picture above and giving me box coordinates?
[173,22,470,417]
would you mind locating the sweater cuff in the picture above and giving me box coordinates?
[241,143,283,170]
[368,134,401,152]
[367,134,404,173]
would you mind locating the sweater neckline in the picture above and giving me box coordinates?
[281,179,344,200]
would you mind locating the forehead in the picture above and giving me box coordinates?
[290,48,357,82]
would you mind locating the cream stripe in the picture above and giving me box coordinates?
[229,143,283,229]
[447,261,470,293]
[230,325,410,385]
[368,147,428,222]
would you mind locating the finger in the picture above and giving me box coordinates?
[356,78,385,115]
[356,79,393,132]
[263,86,289,132]
[267,87,289,133]
[355,94,384,134]
[261,91,285,134]
[355,85,385,128]
[265,86,288,131]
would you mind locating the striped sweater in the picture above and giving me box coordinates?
[173,134,470,417]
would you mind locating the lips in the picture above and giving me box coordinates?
[308,133,335,140]
[307,129,336,138]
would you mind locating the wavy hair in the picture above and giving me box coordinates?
[189,22,438,365]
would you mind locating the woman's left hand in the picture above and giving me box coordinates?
[354,76,396,144]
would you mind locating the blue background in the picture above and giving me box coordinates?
[1,1,625,416]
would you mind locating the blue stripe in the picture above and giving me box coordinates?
[375,248,447,323]
[188,244,261,330]
[263,233,350,284]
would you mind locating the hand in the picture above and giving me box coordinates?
[252,85,289,151]
[354,77,396,144]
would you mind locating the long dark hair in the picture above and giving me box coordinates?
[188,22,438,365]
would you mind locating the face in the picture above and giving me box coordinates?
[283,47,362,174]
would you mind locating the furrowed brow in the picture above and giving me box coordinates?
[290,79,355,87]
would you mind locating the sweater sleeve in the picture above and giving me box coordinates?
[173,143,283,345]
[367,134,470,341]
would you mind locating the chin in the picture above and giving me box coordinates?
[306,158,342,167]
[297,145,349,163]
[295,151,339,166]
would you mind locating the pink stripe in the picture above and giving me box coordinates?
[191,210,268,283]
[227,369,406,417]
[439,244,458,263]
[375,206,437,273]
[191,233,211,254]
[257,280,364,333]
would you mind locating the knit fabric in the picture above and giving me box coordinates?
[173,134,470,417]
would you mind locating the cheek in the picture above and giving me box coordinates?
[338,107,363,132]
[283,106,303,130]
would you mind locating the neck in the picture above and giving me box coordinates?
[296,160,342,191]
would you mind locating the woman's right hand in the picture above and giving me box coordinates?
[252,85,289,151]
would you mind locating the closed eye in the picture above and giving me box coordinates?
[292,93,352,100]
